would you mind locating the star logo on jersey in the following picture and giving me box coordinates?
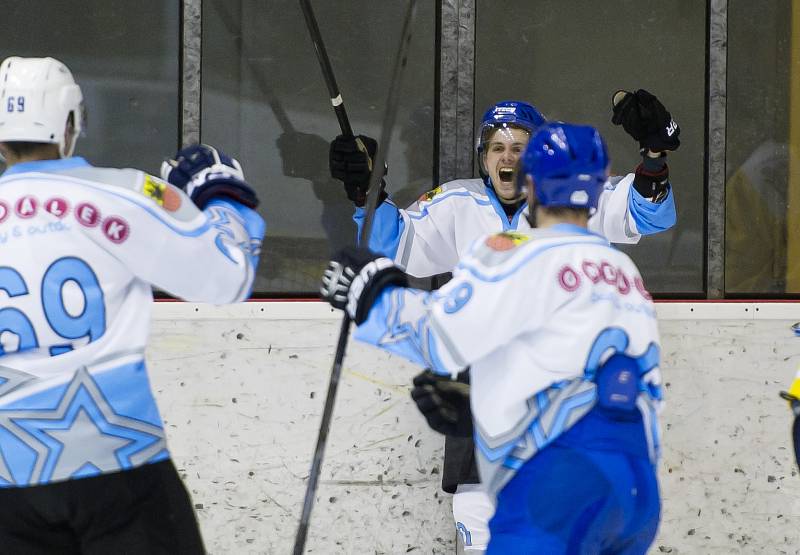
[0,367,166,485]
[418,186,443,203]
[485,232,530,252]
[0,365,39,484]
[0,365,38,398]
[143,175,182,212]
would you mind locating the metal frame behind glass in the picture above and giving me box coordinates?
[182,0,732,299]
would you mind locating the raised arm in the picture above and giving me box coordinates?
[110,144,267,303]
[592,88,681,243]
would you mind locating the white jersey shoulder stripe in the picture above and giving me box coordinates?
[406,190,492,220]
[405,178,491,217]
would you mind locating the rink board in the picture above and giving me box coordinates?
[147,301,800,554]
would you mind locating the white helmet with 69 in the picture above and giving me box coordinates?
[0,56,84,157]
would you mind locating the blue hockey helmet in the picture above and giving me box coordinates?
[476,100,546,176]
[516,122,609,211]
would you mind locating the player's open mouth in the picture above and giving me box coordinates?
[498,168,514,183]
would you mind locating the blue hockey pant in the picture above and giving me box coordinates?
[487,411,660,555]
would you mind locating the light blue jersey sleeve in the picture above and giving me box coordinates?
[205,198,266,271]
[353,286,461,377]
[628,187,676,235]
[353,200,405,259]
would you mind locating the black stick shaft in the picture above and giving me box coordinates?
[359,1,416,244]
[292,2,417,554]
[292,314,350,555]
[298,0,354,137]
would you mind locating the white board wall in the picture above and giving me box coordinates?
[145,302,800,554]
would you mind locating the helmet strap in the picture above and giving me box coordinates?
[60,113,78,158]
[525,204,537,228]
[525,176,538,227]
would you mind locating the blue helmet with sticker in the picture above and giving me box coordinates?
[475,100,546,177]
[516,122,609,211]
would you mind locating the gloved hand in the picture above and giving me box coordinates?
[319,246,408,324]
[410,370,473,437]
[329,134,386,207]
[161,144,259,209]
[633,151,670,201]
[611,89,680,153]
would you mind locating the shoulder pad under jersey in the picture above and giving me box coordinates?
[421,178,486,201]
[57,166,199,222]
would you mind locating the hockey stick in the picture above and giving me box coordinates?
[298,0,354,137]
[292,2,417,554]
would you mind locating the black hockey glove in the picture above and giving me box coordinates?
[410,370,473,437]
[161,144,259,209]
[329,134,387,207]
[633,152,670,202]
[320,246,408,324]
[611,89,680,153]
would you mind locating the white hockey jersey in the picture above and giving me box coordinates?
[354,224,662,495]
[355,175,676,278]
[0,157,264,487]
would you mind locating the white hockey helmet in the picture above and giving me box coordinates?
[0,57,85,157]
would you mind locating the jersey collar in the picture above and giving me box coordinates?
[485,183,528,230]
[549,222,602,237]
[2,156,91,176]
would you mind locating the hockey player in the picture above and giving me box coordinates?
[329,92,678,551]
[330,93,679,278]
[321,121,663,554]
[0,56,264,553]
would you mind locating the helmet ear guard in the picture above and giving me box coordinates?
[59,83,85,133]
[0,56,85,157]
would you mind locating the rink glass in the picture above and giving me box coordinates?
[725,0,798,295]
[0,1,180,178]
[200,0,436,295]
[475,0,706,296]
[3,2,799,298]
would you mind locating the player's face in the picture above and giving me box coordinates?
[484,126,530,203]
